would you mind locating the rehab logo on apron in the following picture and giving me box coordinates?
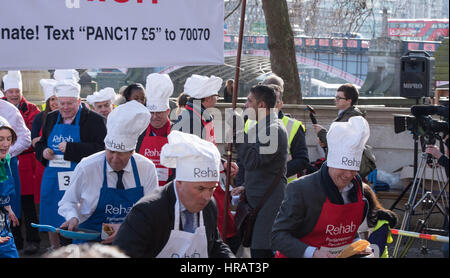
[139,127,172,186]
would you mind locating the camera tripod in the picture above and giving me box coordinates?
[391,151,449,258]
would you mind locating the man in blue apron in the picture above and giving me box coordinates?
[58,100,158,244]
[113,131,235,258]
[34,79,107,250]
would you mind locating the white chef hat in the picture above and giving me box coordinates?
[160,130,220,182]
[326,116,370,171]
[2,71,22,92]
[184,74,223,99]
[54,79,81,98]
[40,79,58,102]
[145,73,174,112]
[104,100,151,152]
[86,87,116,105]
[53,69,80,82]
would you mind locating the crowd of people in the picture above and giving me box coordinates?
[0,70,448,259]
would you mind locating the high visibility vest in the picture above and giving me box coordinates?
[244,116,305,183]
[369,219,393,258]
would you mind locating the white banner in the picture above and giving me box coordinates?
[0,0,224,70]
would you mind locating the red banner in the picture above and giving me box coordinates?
[408,42,420,50]
[346,40,357,48]
[319,39,329,46]
[332,39,343,47]
[294,37,303,46]
[305,38,316,46]
[423,43,436,51]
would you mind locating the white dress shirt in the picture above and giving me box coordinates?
[173,180,199,231]
[58,151,159,224]
[0,99,31,157]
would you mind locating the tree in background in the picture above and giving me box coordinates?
[261,0,302,103]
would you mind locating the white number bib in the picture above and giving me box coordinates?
[57,171,73,191]
[49,155,71,168]
[156,167,169,182]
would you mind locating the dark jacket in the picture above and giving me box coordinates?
[271,162,368,257]
[235,111,309,185]
[34,107,107,166]
[223,87,233,103]
[113,181,235,258]
[438,155,449,177]
[31,111,44,140]
[235,112,288,249]
[171,101,213,139]
[317,106,365,145]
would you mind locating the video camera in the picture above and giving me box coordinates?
[394,105,449,144]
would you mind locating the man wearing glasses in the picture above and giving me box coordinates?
[312,84,376,179]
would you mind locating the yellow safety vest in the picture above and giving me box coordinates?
[244,116,305,183]
[370,219,393,258]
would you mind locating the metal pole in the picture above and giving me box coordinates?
[222,0,246,239]
[391,229,449,243]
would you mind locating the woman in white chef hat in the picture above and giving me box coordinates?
[32,79,59,147]
[86,87,117,119]
[58,100,158,244]
[113,130,235,258]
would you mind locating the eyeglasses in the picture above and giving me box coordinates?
[335,96,347,101]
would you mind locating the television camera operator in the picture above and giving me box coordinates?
[411,104,449,178]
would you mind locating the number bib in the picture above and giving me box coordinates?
[49,155,71,168]
[57,171,74,191]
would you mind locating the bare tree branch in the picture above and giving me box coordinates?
[224,0,242,21]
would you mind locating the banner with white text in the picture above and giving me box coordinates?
[0,0,224,70]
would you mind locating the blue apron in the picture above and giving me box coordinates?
[0,158,19,258]
[40,108,81,229]
[77,155,143,241]
[9,156,21,219]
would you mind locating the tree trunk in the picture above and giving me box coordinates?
[261,0,302,103]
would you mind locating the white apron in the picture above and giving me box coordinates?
[156,200,208,258]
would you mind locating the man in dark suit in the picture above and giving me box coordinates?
[113,131,234,258]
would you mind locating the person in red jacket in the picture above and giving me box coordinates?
[2,70,42,255]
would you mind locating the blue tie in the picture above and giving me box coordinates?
[183,210,195,233]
